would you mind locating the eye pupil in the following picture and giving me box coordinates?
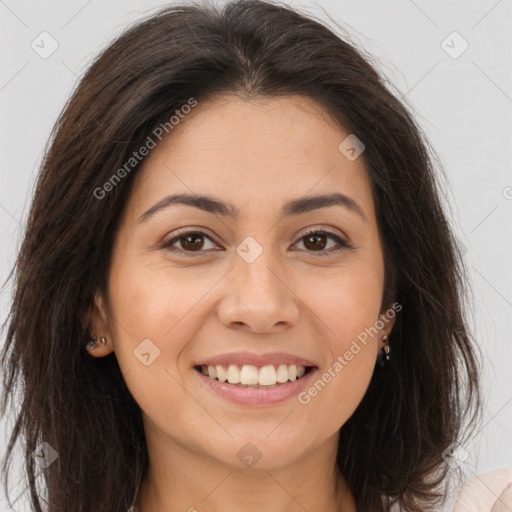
[181,235,204,251]
[304,233,327,251]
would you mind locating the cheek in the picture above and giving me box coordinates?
[108,255,211,344]
[294,260,383,422]
[106,266,203,425]
[106,258,191,378]
[106,257,226,409]
[300,260,385,346]
[298,336,377,434]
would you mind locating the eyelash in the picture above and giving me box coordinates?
[160,228,352,257]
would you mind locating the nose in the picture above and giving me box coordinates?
[216,249,300,334]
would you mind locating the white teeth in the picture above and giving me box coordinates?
[276,364,289,383]
[258,365,277,385]
[202,363,308,385]
[226,364,241,384]
[207,366,217,379]
[239,365,259,385]
[216,365,227,382]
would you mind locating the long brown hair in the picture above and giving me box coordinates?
[1,1,482,511]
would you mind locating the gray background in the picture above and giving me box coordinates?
[1,0,511,510]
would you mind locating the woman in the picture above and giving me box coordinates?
[0,0,484,510]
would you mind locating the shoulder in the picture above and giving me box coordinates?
[388,468,512,512]
[453,467,512,512]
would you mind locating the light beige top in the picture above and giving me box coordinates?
[453,468,512,512]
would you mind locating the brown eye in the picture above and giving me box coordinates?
[294,229,350,256]
[179,234,206,251]
[303,232,328,251]
[162,231,218,254]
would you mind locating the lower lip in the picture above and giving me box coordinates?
[194,367,318,406]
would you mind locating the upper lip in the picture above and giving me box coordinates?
[194,351,318,368]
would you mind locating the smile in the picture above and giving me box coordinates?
[195,363,312,387]
[194,364,318,405]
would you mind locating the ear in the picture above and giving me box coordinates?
[378,301,399,348]
[81,289,114,358]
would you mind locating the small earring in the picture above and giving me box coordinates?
[377,335,391,367]
[86,335,106,350]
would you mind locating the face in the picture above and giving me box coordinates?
[86,94,395,471]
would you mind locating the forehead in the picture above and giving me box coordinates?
[125,94,375,222]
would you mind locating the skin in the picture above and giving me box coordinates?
[85,93,396,512]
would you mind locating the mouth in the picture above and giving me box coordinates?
[193,363,317,389]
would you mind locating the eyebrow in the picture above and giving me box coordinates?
[138,192,368,223]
